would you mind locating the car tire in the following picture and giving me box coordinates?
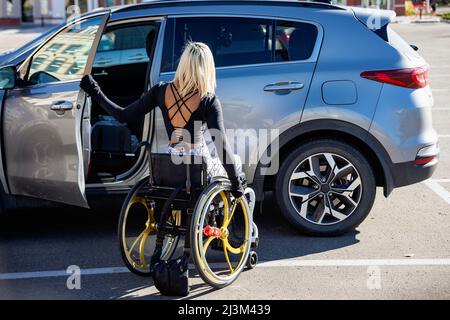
[275,139,376,236]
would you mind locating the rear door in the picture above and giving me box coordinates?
[2,12,110,207]
[158,16,322,179]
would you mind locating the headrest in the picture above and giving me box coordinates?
[146,30,157,58]
[288,25,318,61]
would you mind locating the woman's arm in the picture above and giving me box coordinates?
[80,75,160,124]
[206,96,244,198]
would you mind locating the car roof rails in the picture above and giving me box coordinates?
[307,0,333,4]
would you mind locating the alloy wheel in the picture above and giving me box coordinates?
[288,153,362,226]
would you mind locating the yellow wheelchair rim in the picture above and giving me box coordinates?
[121,194,181,274]
[192,182,251,286]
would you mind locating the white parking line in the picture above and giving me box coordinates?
[2,259,450,280]
[256,258,450,268]
[431,179,450,183]
[432,89,450,92]
[423,180,450,205]
[0,267,129,280]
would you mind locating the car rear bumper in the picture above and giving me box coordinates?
[391,143,439,188]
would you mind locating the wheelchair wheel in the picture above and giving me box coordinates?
[118,177,181,276]
[190,180,252,288]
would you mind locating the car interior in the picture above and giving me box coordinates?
[87,22,159,183]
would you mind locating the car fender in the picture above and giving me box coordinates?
[251,119,395,200]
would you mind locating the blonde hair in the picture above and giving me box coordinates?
[173,41,216,98]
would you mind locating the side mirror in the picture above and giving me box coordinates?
[0,65,17,90]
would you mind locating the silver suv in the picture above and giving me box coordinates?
[0,0,439,236]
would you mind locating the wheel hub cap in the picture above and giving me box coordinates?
[320,184,330,194]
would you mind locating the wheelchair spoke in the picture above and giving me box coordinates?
[202,236,215,255]
[127,231,145,257]
[224,199,239,228]
[225,239,245,255]
[223,242,235,273]
[139,232,150,268]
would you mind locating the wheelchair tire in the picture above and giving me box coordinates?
[118,177,181,276]
[190,179,252,289]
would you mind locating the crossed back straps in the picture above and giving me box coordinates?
[165,83,201,142]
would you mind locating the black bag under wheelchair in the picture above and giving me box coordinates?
[117,142,259,296]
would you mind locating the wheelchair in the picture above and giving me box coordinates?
[118,143,259,289]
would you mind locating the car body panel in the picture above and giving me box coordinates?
[3,82,88,206]
[370,85,437,163]
[1,12,110,207]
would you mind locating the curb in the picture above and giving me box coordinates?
[411,19,442,23]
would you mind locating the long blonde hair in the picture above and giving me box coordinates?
[173,41,216,98]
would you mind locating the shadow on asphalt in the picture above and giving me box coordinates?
[0,193,358,299]
[0,193,359,261]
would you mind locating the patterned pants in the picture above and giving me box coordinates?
[166,141,242,181]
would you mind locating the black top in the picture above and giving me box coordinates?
[83,78,242,188]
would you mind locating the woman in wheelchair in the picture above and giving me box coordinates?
[81,42,258,294]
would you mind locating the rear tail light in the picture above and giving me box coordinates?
[415,156,436,166]
[361,66,429,89]
[415,144,439,166]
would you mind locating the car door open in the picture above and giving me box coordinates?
[2,11,110,208]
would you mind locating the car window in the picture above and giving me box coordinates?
[120,25,153,50]
[161,17,273,72]
[275,20,318,62]
[26,15,104,85]
[94,24,155,67]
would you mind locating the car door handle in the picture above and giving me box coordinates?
[128,53,146,61]
[263,81,304,92]
[51,101,73,112]
[93,70,108,76]
[96,57,113,65]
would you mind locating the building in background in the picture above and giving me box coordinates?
[335,0,407,15]
[0,0,144,26]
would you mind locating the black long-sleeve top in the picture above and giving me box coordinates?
[86,81,242,187]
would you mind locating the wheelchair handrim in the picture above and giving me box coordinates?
[192,182,251,286]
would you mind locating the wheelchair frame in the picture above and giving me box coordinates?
[118,145,258,289]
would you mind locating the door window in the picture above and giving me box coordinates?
[162,17,319,73]
[26,15,105,85]
[275,20,318,62]
[162,17,273,72]
[94,24,155,67]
